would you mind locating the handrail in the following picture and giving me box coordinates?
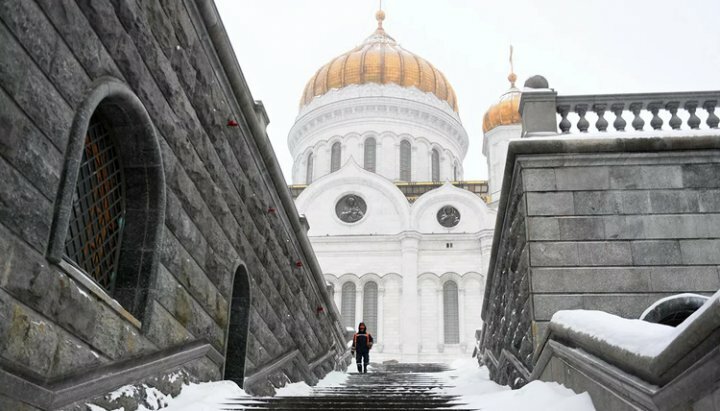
[0,340,221,410]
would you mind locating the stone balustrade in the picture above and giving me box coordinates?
[519,77,720,136]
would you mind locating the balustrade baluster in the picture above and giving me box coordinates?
[611,103,626,131]
[648,102,663,130]
[666,102,681,130]
[629,102,645,131]
[575,104,589,132]
[593,104,608,131]
[685,101,701,129]
[557,105,571,133]
[705,100,719,129]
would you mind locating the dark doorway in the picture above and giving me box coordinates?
[224,265,251,386]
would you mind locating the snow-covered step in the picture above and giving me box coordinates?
[221,363,475,410]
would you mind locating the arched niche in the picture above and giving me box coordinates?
[225,264,252,387]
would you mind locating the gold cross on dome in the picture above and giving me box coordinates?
[509,45,514,74]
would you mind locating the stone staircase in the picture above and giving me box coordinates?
[221,363,474,410]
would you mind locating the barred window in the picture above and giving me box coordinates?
[399,140,411,181]
[306,152,314,184]
[363,281,378,340]
[364,138,376,173]
[65,114,126,292]
[341,282,356,329]
[431,149,440,182]
[331,142,341,172]
[443,281,460,344]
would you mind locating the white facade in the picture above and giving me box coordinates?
[287,16,500,362]
[295,163,495,362]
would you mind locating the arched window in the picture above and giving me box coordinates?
[443,281,460,344]
[306,152,314,184]
[363,281,379,340]
[364,138,376,172]
[64,113,126,292]
[225,265,251,387]
[431,149,440,182]
[48,79,165,322]
[331,142,342,172]
[341,282,356,329]
[399,140,411,181]
[453,163,459,181]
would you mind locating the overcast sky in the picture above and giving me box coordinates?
[216,0,720,181]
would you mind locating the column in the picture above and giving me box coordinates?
[436,287,443,351]
[459,286,466,351]
[400,234,420,361]
[378,286,385,351]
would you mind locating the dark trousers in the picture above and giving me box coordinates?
[356,350,369,373]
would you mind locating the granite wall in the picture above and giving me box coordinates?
[0,0,347,409]
[480,136,720,387]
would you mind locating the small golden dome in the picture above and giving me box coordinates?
[482,86,521,133]
[300,11,458,112]
[483,47,522,133]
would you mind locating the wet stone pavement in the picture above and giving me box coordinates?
[222,363,474,410]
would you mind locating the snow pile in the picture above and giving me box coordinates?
[438,359,595,411]
[552,289,718,359]
[274,380,313,396]
[275,370,349,396]
[159,380,248,411]
[552,310,677,358]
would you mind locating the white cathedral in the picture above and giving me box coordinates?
[288,10,522,362]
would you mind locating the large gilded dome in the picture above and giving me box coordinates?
[300,10,458,112]
[482,72,521,133]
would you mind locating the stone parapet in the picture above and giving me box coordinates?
[479,134,720,388]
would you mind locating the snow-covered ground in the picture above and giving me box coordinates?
[437,358,595,411]
[144,359,594,411]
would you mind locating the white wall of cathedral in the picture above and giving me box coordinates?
[325,269,485,361]
[295,162,495,237]
[482,124,522,206]
[288,84,469,184]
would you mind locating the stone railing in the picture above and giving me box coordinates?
[519,77,720,136]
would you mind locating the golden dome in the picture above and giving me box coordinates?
[482,86,521,133]
[300,11,458,112]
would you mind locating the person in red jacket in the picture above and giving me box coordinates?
[351,322,374,373]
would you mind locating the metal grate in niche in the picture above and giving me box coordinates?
[65,115,126,292]
[341,282,356,329]
[400,140,411,181]
[331,142,342,172]
[443,281,460,344]
[364,138,376,172]
[363,281,379,340]
[306,153,314,184]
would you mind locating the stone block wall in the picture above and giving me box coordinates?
[480,136,720,386]
[0,0,347,408]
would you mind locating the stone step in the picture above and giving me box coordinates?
[221,363,474,411]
